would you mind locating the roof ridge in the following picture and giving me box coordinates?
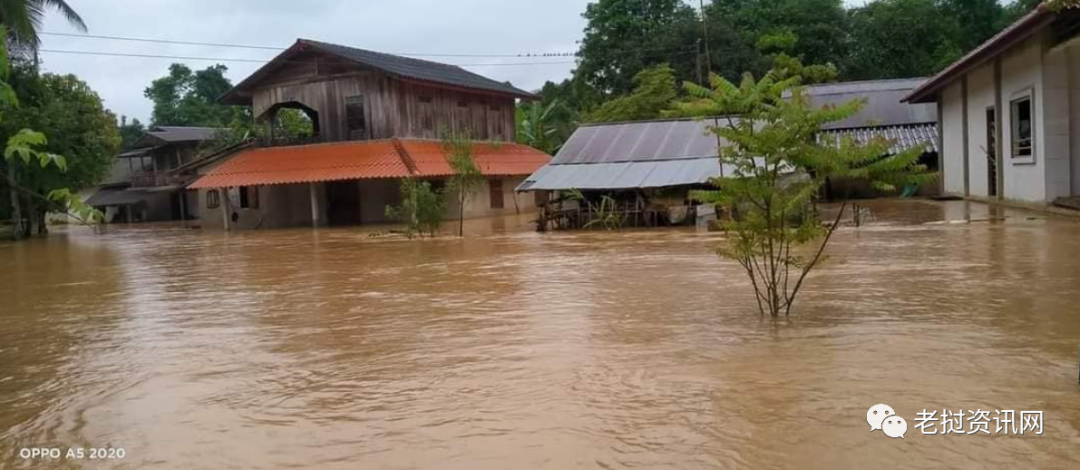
[391,138,420,176]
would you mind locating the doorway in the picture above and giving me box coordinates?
[325,180,362,226]
[986,107,998,198]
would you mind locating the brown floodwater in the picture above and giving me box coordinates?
[1,199,1078,469]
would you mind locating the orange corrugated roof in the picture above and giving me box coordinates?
[401,140,552,177]
[188,139,550,190]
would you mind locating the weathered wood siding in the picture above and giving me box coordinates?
[249,51,516,142]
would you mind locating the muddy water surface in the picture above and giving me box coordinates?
[1,200,1079,469]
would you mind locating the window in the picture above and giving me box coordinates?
[206,190,220,209]
[239,186,259,209]
[1010,94,1033,160]
[418,95,435,134]
[346,95,367,140]
[489,179,505,209]
[419,95,433,104]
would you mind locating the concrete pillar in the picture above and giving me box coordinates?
[310,182,320,228]
[222,187,231,231]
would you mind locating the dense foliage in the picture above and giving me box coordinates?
[519,0,1043,152]
[670,72,937,317]
[145,63,236,127]
[385,178,445,238]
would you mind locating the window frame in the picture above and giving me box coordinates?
[1009,89,1035,165]
[206,189,220,209]
[239,186,259,209]
[345,95,368,141]
[488,179,505,209]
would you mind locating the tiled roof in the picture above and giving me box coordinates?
[301,40,535,98]
[188,139,550,189]
[399,140,553,177]
[221,39,536,104]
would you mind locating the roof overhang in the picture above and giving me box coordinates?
[903,6,1055,103]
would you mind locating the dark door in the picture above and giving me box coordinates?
[326,181,362,226]
[986,108,997,197]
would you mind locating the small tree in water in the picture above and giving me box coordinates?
[670,72,936,318]
[385,178,444,239]
[443,131,484,237]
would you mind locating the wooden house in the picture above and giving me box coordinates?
[86,126,222,223]
[190,39,550,230]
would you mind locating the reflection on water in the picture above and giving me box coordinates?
[1,201,1078,469]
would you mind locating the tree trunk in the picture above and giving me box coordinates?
[26,201,39,237]
[36,206,47,235]
[7,164,24,240]
[458,191,465,237]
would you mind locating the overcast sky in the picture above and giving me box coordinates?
[39,0,592,124]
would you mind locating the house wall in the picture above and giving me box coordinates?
[1066,42,1080,196]
[965,64,996,198]
[447,176,537,220]
[937,29,1080,204]
[249,51,516,143]
[941,82,966,195]
[1000,35,1047,203]
[199,183,327,230]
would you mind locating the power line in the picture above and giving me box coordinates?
[37,48,578,67]
[41,31,578,58]
[40,31,701,59]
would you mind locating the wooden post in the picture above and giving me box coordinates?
[310,182,320,228]
[178,190,187,225]
[222,187,231,231]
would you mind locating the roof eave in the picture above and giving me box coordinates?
[903,6,1055,104]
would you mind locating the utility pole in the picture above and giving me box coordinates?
[695,40,703,85]
[700,0,712,75]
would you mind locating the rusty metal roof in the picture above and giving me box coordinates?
[188,139,550,189]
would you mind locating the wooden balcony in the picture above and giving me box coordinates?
[130,171,190,188]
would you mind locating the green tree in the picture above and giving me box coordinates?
[145,63,236,127]
[118,115,145,150]
[670,72,936,318]
[846,0,964,80]
[516,99,564,154]
[576,0,699,97]
[443,131,484,237]
[0,0,84,49]
[584,64,679,123]
[711,0,850,76]
[0,27,103,239]
[385,178,445,238]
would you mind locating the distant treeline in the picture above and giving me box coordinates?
[519,0,1042,151]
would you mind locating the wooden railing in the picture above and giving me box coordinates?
[130,171,190,188]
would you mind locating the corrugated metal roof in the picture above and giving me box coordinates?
[800,78,938,130]
[188,139,551,190]
[517,158,724,191]
[148,126,224,142]
[117,146,156,158]
[553,119,726,165]
[222,40,535,105]
[818,123,939,154]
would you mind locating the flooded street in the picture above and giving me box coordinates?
[1,200,1078,469]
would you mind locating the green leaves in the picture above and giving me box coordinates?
[676,69,937,318]
[3,128,65,170]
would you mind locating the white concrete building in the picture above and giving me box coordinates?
[904,5,1080,209]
